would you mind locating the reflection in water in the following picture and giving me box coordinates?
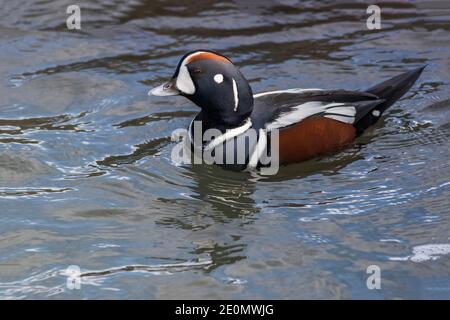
[151,166,259,271]
[78,259,213,277]
[0,187,72,198]
[0,0,450,299]
[97,137,170,166]
[188,165,259,219]
[0,112,89,134]
[114,111,195,128]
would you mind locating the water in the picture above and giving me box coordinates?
[0,0,449,299]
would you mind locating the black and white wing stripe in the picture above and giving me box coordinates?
[251,89,385,130]
[265,100,384,130]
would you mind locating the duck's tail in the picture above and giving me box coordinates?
[355,65,426,133]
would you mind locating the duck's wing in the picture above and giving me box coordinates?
[251,89,384,131]
[250,89,384,165]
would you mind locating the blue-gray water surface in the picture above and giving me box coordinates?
[1,0,450,299]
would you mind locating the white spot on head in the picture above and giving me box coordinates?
[214,74,224,84]
[372,110,380,117]
[232,78,239,112]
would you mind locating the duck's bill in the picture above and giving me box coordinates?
[149,80,180,96]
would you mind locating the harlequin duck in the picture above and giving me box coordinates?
[150,50,425,171]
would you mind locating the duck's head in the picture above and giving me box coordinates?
[150,50,253,127]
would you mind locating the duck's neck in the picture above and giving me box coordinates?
[194,111,252,133]
[188,112,253,149]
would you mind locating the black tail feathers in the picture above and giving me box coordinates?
[355,65,426,133]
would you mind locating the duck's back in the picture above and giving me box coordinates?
[250,89,386,164]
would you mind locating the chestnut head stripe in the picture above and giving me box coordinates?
[186,52,230,64]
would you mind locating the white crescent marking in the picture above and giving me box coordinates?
[176,64,195,95]
[175,51,210,95]
[232,78,239,112]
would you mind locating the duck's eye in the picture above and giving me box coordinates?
[213,74,224,84]
[192,68,202,75]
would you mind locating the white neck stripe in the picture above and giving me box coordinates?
[203,117,252,151]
